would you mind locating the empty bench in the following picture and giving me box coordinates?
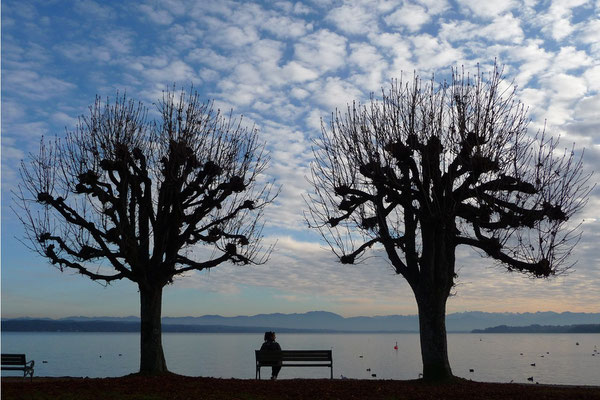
[255,350,333,379]
[1,354,34,379]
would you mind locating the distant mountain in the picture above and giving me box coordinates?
[161,311,420,332]
[0,319,335,333]
[472,324,600,333]
[3,311,599,333]
[164,311,600,332]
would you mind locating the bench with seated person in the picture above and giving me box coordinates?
[255,348,333,379]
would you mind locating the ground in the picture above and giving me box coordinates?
[2,374,600,400]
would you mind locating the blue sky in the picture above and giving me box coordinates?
[2,0,599,319]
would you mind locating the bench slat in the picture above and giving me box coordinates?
[1,354,27,364]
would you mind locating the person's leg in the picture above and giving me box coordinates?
[272,365,281,379]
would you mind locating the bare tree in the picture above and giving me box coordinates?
[306,65,592,381]
[15,89,276,374]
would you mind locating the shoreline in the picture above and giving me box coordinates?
[3,374,600,400]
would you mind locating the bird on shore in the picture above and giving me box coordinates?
[527,377,534,382]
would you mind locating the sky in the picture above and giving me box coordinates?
[1,0,599,319]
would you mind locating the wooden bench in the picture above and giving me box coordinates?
[1,354,34,379]
[255,350,333,379]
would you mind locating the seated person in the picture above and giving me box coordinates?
[260,331,282,379]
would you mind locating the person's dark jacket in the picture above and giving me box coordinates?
[260,340,282,365]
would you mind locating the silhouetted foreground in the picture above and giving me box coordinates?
[3,374,600,400]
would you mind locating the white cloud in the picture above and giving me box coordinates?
[142,59,199,84]
[578,18,600,56]
[503,39,553,88]
[51,112,78,128]
[313,77,364,111]
[326,4,378,35]
[349,42,385,71]
[440,14,523,44]
[410,34,463,71]
[536,0,590,41]
[263,15,313,38]
[294,29,348,74]
[542,73,588,101]
[457,0,518,18]
[4,70,76,101]
[290,87,310,100]
[187,48,237,71]
[138,4,174,25]
[281,61,320,82]
[415,0,450,15]
[74,0,114,19]
[583,65,600,92]
[551,46,593,73]
[348,43,388,91]
[385,3,430,32]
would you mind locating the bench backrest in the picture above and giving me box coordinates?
[256,350,332,363]
[1,354,27,366]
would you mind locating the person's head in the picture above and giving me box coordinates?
[264,331,276,342]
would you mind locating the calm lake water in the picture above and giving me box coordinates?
[1,332,599,385]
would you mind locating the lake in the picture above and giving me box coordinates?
[1,332,599,385]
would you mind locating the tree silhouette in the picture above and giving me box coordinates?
[15,89,276,374]
[306,65,591,381]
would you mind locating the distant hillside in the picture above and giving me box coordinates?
[2,311,599,333]
[472,324,600,333]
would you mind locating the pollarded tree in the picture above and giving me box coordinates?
[306,65,591,381]
[15,89,276,374]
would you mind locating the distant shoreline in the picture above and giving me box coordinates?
[472,324,600,334]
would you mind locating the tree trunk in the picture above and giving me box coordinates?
[415,290,453,381]
[139,284,168,374]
